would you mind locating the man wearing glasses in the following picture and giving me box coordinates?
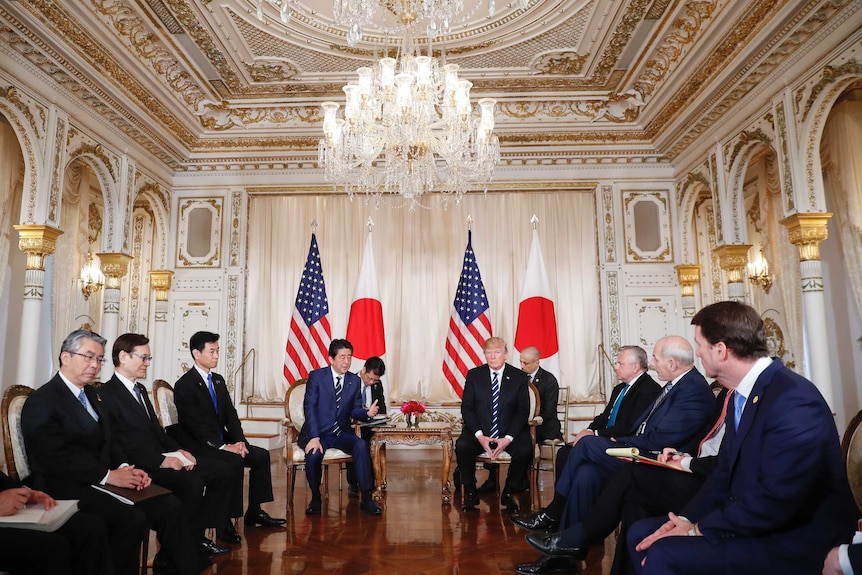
[21,330,210,575]
[99,332,236,556]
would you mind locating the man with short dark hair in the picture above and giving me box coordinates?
[629,301,855,575]
[22,329,210,575]
[347,356,387,498]
[100,332,234,554]
[174,331,286,532]
[300,339,382,515]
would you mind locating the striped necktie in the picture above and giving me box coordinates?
[333,376,343,435]
[698,391,732,456]
[133,384,150,420]
[489,371,500,439]
[637,383,672,435]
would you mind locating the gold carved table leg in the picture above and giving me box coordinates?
[441,432,453,503]
[370,438,387,502]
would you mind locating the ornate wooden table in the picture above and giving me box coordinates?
[369,422,454,503]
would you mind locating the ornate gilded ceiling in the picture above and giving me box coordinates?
[0,0,858,171]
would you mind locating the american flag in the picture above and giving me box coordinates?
[442,230,492,398]
[284,233,332,384]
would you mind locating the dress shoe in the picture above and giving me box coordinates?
[453,467,461,490]
[461,489,480,512]
[477,477,497,494]
[305,499,322,515]
[201,537,231,556]
[360,500,383,515]
[511,510,560,532]
[500,490,519,513]
[515,555,576,575]
[216,523,241,544]
[244,509,287,527]
[348,483,360,498]
[526,532,586,559]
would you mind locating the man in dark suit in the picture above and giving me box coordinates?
[629,302,855,575]
[0,469,112,575]
[299,339,382,515]
[100,332,234,553]
[519,346,562,444]
[347,356,387,498]
[456,336,531,513]
[552,345,661,481]
[516,386,729,575]
[824,541,862,575]
[21,329,210,575]
[173,330,285,530]
[512,336,713,537]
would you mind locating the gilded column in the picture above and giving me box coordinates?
[148,270,173,383]
[97,253,133,381]
[675,264,701,318]
[13,225,63,386]
[781,213,833,409]
[714,245,752,303]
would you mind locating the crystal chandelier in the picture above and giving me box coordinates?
[317,45,500,209]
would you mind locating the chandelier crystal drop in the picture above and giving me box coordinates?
[317,51,500,210]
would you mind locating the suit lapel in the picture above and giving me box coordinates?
[726,360,778,474]
[54,378,98,431]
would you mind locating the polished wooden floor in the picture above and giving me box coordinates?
[154,448,614,575]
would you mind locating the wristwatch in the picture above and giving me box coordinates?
[687,523,698,536]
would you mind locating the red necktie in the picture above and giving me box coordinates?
[697,390,733,456]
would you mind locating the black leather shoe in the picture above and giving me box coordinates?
[360,500,382,515]
[201,538,231,556]
[305,499,322,515]
[348,483,360,498]
[216,523,241,544]
[244,510,287,527]
[526,532,586,558]
[500,491,519,513]
[511,510,560,532]
[515,555,576,575]
[461,489,480,512]
[453,467,461,490]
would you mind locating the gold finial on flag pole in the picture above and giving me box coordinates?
[466,214,473,231]
[367,217,374,233]
[531,214,539,230]
[311,219,318,234]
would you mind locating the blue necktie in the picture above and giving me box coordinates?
[78,390,98,421]
[607,383,630,427]
[207,373,218,413]
[333,376,343,435]
[733,392,746,430]
[489,371,500,439]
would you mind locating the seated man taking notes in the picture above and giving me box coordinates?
[347,356,387,498]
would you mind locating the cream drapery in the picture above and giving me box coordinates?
[821,98,862,317]
[245,190,602,404]
[0,121,22,305]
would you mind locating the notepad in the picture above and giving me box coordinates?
[0,499,78,532]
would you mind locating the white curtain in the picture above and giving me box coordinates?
[0,121,23,304]
[245,190,602,404]
[821,99,862,317]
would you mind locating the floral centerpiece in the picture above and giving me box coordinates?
[400,400,426,428]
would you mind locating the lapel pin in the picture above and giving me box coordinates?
[753,396,759,404]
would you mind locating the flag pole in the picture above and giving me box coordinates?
[531,213,539,230]
[311,219,318,234]
[466,214,473,232]
[367,217,374,233]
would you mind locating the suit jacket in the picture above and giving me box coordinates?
[0,471,20,491]
[531,367,563,442]
[361,381,387,415]
[589,372,662,438]
[683,359,855,574]
[461,363,530,441]
[21,374,128,499]
[173,367,246,451]
[680,387,729,478]
[99,375,183,473]
[298,367,368,447]
[615,367,713,452]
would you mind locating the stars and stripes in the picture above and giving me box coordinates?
[284,233,332,384]
[442,230,492,398]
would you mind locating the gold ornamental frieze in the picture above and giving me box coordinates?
[14,225,64,271]
[781,213,831,262]
[714,244,752,283]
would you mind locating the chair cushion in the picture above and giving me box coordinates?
[290,447,351,463]
[8,396,29,481]
[477,451,512,462]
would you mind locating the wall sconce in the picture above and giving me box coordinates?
[80,251,105,300]
[748,250,773,293]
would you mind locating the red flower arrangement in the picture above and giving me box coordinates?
[400,400,426,415]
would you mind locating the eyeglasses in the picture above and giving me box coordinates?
[71,352,106,365]
[129,352,153,363]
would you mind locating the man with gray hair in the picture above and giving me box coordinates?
[512,336,714,575]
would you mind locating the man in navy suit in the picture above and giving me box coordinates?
[512,336,713,542]
[299,339,382,515]
[629,301,855,575]
[173,331,285,532]
[100,332,233,554]
[550,345,661,482]
[346,356,387,498]
[456,336,531,513]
